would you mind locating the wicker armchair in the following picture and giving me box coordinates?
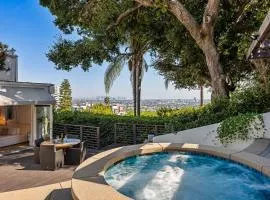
[65,141,86,165]
[33,138,44,164]
[40,144,64,170]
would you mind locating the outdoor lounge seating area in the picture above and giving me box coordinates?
[34,136,87,170]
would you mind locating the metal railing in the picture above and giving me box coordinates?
[53,124,100,149]
[114,123,166,144]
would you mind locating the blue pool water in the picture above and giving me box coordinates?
[104,152,270,200]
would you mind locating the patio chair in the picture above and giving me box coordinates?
[65,141,87,165]
[33,137,44,164]
[40,144,64,170]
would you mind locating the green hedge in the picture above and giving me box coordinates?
[54,111,171,146]
[54,85,270,147]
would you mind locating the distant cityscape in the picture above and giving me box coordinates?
[53,85,211,114]
[72,96,211,111]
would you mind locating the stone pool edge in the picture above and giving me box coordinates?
[71,143,270,200]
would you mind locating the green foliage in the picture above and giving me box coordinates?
[152,1,270,91]
[104,55,126,94]
[0,42,8,70]
[230,86,270,114]
[86,104,113,115]
[54,110,169,146]
[126,110,158,117]
[40,0,158,116]
[59,79,72,111]
[157,106,198,117]
[54,84,270,145]
[217,113,264,145]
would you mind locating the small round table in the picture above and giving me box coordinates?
[42,139,81,149]
[54,138,81,149]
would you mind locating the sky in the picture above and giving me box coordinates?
[0,0,211,99]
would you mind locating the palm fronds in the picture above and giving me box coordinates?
[104,55,126,94]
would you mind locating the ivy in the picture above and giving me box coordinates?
[217,113,265,145]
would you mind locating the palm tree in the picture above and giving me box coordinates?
[104,47,148,116]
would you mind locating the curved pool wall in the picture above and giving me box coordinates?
[105,152,270,200]
[71,143,270,200]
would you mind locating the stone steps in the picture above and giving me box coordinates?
[244,138,270,158]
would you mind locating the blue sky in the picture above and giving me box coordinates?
[0,0,210,99]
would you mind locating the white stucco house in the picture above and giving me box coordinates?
[0,50,55,147]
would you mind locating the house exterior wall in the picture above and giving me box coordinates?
[0,105,31,147]
[0,51,55,147]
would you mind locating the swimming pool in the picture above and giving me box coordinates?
[105,152,270,200]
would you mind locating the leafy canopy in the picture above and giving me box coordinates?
[151,0,270,89]
[40,0,159,71]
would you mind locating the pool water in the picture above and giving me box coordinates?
[104,152,270,200]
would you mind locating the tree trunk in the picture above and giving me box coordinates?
[200,85,204,107]
[202,40,229,99]
[136,56,143,117]
[132,63,137,116]
[136,64,140,117]
[130,35,146,117]
[135,0,229,99]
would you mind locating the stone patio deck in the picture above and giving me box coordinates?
[1,140,270,200]
[0,148,76,193]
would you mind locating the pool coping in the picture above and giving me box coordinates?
[71,143,270,200]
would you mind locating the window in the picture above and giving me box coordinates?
[6,106,14,120]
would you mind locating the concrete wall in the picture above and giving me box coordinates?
[263,112,270,138]
[153,112,270,151]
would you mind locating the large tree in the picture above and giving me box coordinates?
[138,0,269,101]
[40,1,156,116]
[134,0,269,98]
[40,0,269,103]
[59,79,72,111]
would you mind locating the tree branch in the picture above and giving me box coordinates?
[235,0,255,24]
[202,0,219,33]
[134,0,154,7]
[135,0,201,44]
[107,4,143,30]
